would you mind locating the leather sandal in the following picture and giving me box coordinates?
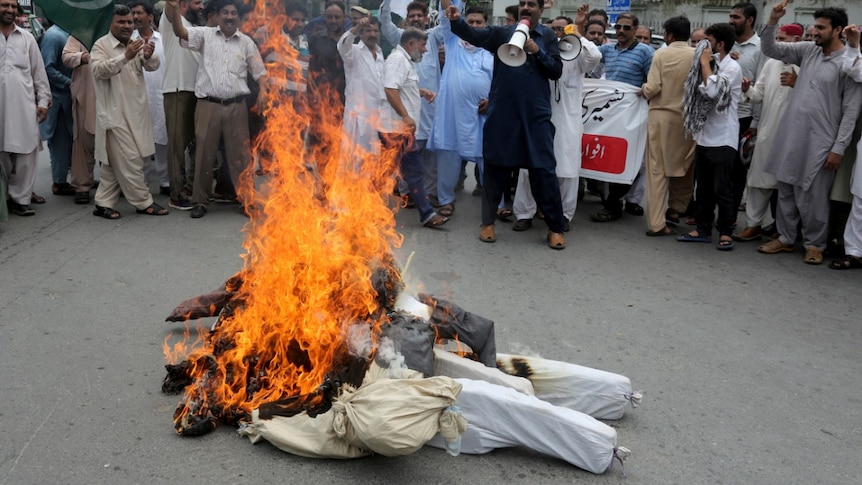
[479,224,496,243]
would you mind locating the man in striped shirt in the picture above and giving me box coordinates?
[591,12,653,223]
[164,0,266,219]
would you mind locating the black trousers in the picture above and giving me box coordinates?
[732,116,752,210]
[694,145,737,237]
[483,164,565,233]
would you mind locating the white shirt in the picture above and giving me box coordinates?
[0,25,50,154]
[183,26,266,99]
[159,13,201,93]
[338,30,384,150]
[380,45,419,134]
[694,54,742,148]
[133,29,167,144]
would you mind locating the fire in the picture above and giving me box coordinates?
[166,1,406,434]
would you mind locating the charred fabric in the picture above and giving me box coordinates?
[162,260,495,436]
[161,259,637,474]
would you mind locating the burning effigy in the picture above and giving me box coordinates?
[161,1,638,475]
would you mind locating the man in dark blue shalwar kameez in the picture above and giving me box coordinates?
[446,0,567,249]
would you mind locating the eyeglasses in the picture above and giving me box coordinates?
[613,24,633,31]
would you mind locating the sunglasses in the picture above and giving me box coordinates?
[613,24,634,31]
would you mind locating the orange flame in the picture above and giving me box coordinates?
[167,0,406,430]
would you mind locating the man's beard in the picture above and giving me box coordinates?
[409,49,423,62]
[184,11,203,26]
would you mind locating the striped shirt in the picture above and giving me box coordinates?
[183,26,266,99]
[599,41,654,87]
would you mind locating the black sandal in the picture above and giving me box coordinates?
[93,205,121,219]
[136,203,169,216]
[829,255,862,270]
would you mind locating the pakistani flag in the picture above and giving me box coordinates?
[35,0,115,50]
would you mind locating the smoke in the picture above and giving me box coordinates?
[346,323,374,360]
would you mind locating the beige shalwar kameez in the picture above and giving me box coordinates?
[62,35,97,192]
[90,32,159,211]
[641,41,696,232]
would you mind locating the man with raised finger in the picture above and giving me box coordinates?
[757,2,862,265]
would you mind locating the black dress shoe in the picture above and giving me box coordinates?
[52,182,76,196]
[512,219,532,231]
[190,204,207,218]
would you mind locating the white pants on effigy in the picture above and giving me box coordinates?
[425,378,619,474]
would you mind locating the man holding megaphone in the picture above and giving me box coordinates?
[446,0,567,249]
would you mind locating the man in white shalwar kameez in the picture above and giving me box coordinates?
[733,24,801,242]
[132,1,169,193]
[426,1,493,217]
[832,24,862,269]
[338,15,384,157]
[0,3,50,219]
[756,2,862,265]
[512,10,601,232]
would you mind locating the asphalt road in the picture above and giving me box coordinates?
[1,156,860,484]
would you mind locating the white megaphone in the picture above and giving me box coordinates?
[497,19,530,67]
[558,25,582,61]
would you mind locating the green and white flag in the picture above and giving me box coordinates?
[35,0,115,50]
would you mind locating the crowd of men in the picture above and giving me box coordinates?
[3,0,862,269]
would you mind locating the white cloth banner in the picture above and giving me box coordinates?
[579,79,648,185]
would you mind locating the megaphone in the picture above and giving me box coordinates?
[558,25,582,61]
[497,19,530,67]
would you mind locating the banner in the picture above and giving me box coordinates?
[580,78,648,185]
[35,0,115,50]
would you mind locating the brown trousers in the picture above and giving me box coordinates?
[646,161,695,232]
[164,91,197,200]
[70,97,96,192]
[191,99,250,206]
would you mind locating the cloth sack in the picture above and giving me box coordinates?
[331,375,464,456]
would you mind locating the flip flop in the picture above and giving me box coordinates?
[676,232,711,243]
[716,238,735,251]
[30,192,46,204]
[829,255,862,270]
[496,208,513,222]
[422,214,448,228]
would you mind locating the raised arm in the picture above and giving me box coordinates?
[379,0,403,47]
[842,25,862,82]
[164,0,189,41]
[445,6,503,53]
[761,1,805,65]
